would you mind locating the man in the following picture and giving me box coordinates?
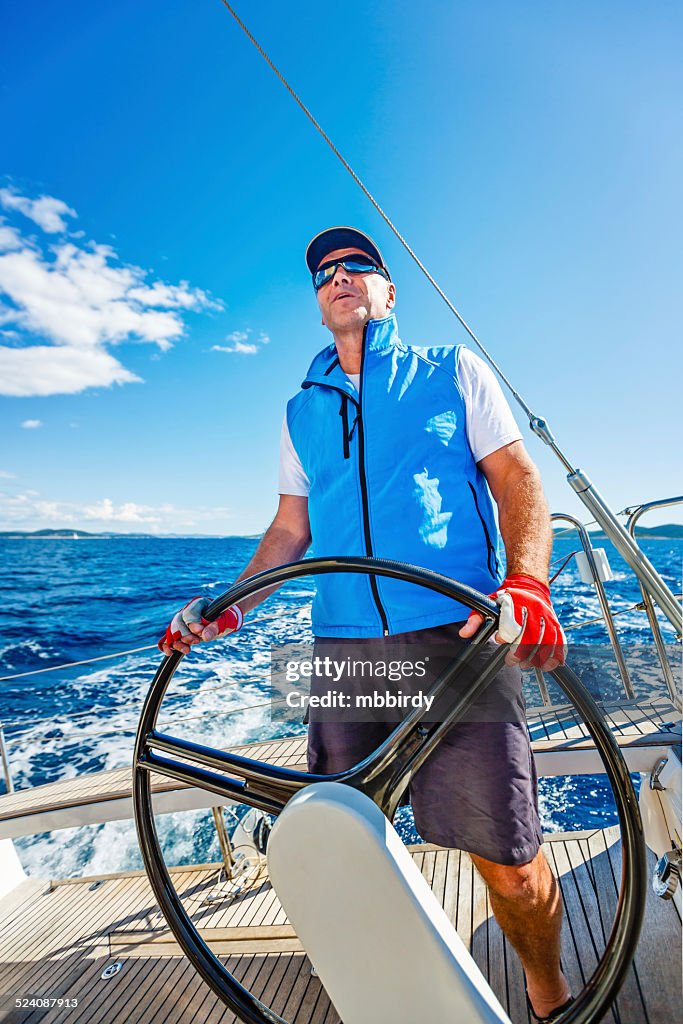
[160,226,571,1023]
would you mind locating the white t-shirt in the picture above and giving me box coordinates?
[278,349,521,496]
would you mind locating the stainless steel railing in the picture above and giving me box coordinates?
[626,497,682,707]
[542,499,682,709]
[0,725,14,794]
[550,513,635,700]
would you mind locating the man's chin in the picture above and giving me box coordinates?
[330,307,369,330]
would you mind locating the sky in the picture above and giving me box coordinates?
[1,0,681,534]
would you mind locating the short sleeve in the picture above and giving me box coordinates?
[457,348,523,463]
[279,415,311,496]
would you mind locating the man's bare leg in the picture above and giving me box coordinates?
[470,848,571,1019]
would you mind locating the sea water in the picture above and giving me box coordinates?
[0,534,679,879]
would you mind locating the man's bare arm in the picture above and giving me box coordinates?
[458,441,566,670]
[478,440,551,583]
[231,494,312,617]
[163,495,310,653]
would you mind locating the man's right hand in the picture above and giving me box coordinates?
[158,596,244,656]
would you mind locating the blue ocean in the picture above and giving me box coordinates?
[0,534,679,879]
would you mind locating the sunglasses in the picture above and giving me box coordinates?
[313,253,389,291]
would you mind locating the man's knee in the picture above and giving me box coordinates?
[471,849,553,904]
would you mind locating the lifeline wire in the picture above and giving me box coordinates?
[0,645,158,683]
[218,1,538,424]
[0,606,308,683]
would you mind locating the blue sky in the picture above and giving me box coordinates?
[1,0,681,533]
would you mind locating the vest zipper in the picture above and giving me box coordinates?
[468,481,499,578]
[358,326,390,635]
[339,393,358,459]
[340,394,350,459]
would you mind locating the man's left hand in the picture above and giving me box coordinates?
[459,573,567,671]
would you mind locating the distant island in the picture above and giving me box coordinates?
[1,526,682,540]
[0,529,264,540]
[553,524,683,540]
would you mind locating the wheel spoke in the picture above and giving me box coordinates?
[139,748,292,815]
[148,731,310,790]
[347,624,508,817]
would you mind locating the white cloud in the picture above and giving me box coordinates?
[0,471,15,479]
[0,490,232,534]
[128,280,218,311]
[0,187,76,233]
[21,419,42,429]
[0,187,222,396]
[3,345,140,397]
[211,327,268,356]
[82,498,162,523]
[0,222,22,252]
[212,340,259,355]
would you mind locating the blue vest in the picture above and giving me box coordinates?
[286,313,503,637]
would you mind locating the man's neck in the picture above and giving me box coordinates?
[332,325,364,374]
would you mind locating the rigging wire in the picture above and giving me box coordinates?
[549,550,580,584]
[552,520,600,539]
[563,596,682,632]
[0,644,158,683]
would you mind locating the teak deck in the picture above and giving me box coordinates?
[0,827,680,1024]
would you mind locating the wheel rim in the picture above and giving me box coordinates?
[134,556,647,1024]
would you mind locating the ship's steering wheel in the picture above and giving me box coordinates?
[133,557,647,1024]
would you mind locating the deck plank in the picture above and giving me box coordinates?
[581,830,641,1024]
[562,832,619,1024]
[486,888,508,1018]
[471,856,489,984]
[441,849,461,925]
[455,841,475,953]
[545,837,590,999]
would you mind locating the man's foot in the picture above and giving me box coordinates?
[526,992,574,1023]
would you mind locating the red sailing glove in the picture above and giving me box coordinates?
[461,573,566,671]
[158,596,243,656]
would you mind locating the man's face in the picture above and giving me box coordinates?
[315,247,396,333]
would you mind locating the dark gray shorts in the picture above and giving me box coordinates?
[307,621,542,866]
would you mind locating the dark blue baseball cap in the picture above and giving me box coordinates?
[305,226,390,279]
